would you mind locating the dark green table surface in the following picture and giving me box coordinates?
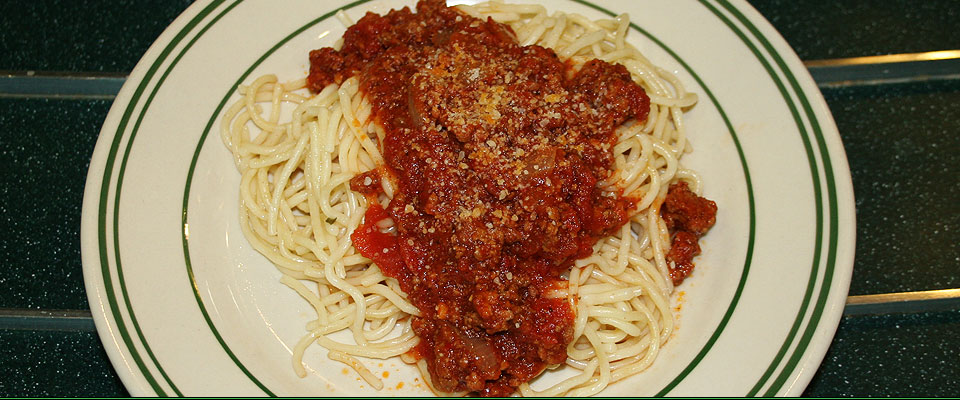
[1,0,958,397]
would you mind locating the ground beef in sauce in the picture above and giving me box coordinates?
[309,0,711,395]
[661,181,717,285]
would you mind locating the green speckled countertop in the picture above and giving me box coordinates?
[0,0,958,396]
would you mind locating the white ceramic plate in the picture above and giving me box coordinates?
[81,0,855,396]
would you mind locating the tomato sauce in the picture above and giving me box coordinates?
[309,0,668,395]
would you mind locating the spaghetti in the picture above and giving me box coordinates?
[220,0,714,396]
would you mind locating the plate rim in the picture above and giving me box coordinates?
[80,0,236,396]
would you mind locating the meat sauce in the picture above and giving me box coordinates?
[661,182,717,285]
[309,0,712,395]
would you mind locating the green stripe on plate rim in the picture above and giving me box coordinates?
[92,0,842,396]
[683,1,828,396]
[696,1,823,396]
[96,0,230,396]
[710,1,840,395]
[120,0,257,395]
